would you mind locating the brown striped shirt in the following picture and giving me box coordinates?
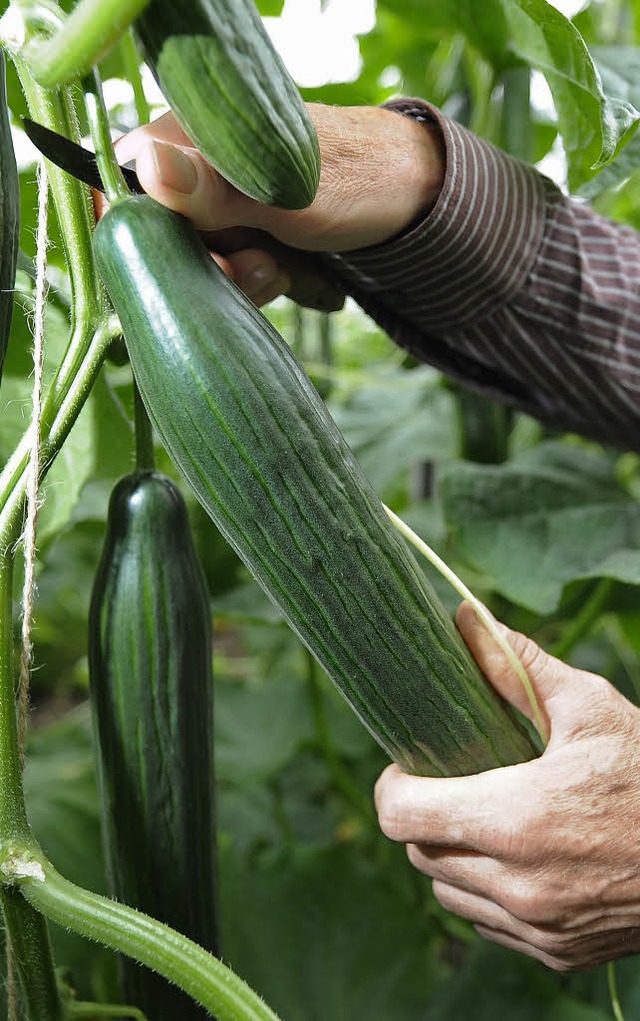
[328,99,640,451]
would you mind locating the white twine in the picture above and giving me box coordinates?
[18,158,48,767]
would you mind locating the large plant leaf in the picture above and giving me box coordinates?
[424,940,608,1020]
[579,46,640,209]
[440,444,640,613]
[220,843,443,1021]
[328,366,457,499]
[499,0,639,189]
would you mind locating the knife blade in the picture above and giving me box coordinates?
[22,118,345,313]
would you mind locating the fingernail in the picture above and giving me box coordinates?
[151,140,198,195]
[242,264,279,297]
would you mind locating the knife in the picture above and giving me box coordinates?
[23,117,346,314]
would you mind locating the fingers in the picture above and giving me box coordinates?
[375,762,538,853]
[455,601,607,733]
[433,883,640,971]
[221,250,291,306]
[130,138,252,232]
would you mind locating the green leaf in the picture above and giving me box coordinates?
[579,46,640,210]
[425,941,606,1020]
[220,843,443,1021]
[499,0,639,189]
[255,0,285,14]
[215,679,313,785]
[328,366,457,499]
[441,443,640,613]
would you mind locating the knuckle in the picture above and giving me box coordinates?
[501,882,551,925]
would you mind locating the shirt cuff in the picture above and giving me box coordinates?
[329,98,556,331]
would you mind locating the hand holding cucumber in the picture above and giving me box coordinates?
[102,102,445,306]
[375,602,640,972]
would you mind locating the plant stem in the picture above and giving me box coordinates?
[550,577,614,661]
[0,557,28,843]
[608,961,625,1021]
[119,29,150,126]
[0,316,120,555]
[8,852,282,1021]
[17,0,151,88]
[10,52,101,332]
[501,67,532,162]
[69,1003,147,1019]
[84,69,131,205]
[383,504,548,745]
[0,555,63,1019]
[1,887,63,1020]
[133,383,155,470]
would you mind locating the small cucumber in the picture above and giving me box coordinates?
[135,0,320,209]
[89,470,217,1020]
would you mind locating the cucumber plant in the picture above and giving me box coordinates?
[0,0,638,1019]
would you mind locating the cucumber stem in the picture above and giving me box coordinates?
[0,553,63,1019]
[8,851,282,1021]
[18,0,152,88]
[119,29,150,127]
[69,1003,148,1019]
[84,69,131,206]
[1,887,63,1020]
[608,961,625,1021]
[383,505,549,745]
[133,382,155,471]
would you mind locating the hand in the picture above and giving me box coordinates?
[375,602,640,972]
[104,103,445,306]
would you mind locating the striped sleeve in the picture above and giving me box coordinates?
[326,99,640,451]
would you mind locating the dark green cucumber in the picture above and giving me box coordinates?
[95,196,539,778]
[0,51,19,378]
[135,0,320,209]
[89,470,217,1020]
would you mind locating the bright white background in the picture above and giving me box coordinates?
[265,0,589,87]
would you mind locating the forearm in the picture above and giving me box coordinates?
[332,100,640,451]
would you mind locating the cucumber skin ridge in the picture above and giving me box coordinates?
[135,0,320,209]
[94,196,539,778]
[89,470,217,1021]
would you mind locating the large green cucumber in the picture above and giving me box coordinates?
[94,196,540,778]
[0,51,19,378]
[89,470,217,1020]
[135,0,320,209]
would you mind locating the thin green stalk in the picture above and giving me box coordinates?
[305,651,374,824]
[0,316,120,555]
[501,68,532,162]
[1,887,63,1020]
[5,851,282,1021]
[133,382,155,471]
[550,577,614,661]
[0,555,62,1020]
[0,557,28,843]
[69,1003,147,1019]
[119,29,150,126]
[84,69,131,205]
[383,504,549,744]
[608,961,625,1021]
[12,0,151,88]
[6,47,101,332]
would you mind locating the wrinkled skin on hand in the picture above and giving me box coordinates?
[98,103,445,306]
[375,603,640,972]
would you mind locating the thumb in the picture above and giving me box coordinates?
[131,137,259,233]
[456,601,597,739]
